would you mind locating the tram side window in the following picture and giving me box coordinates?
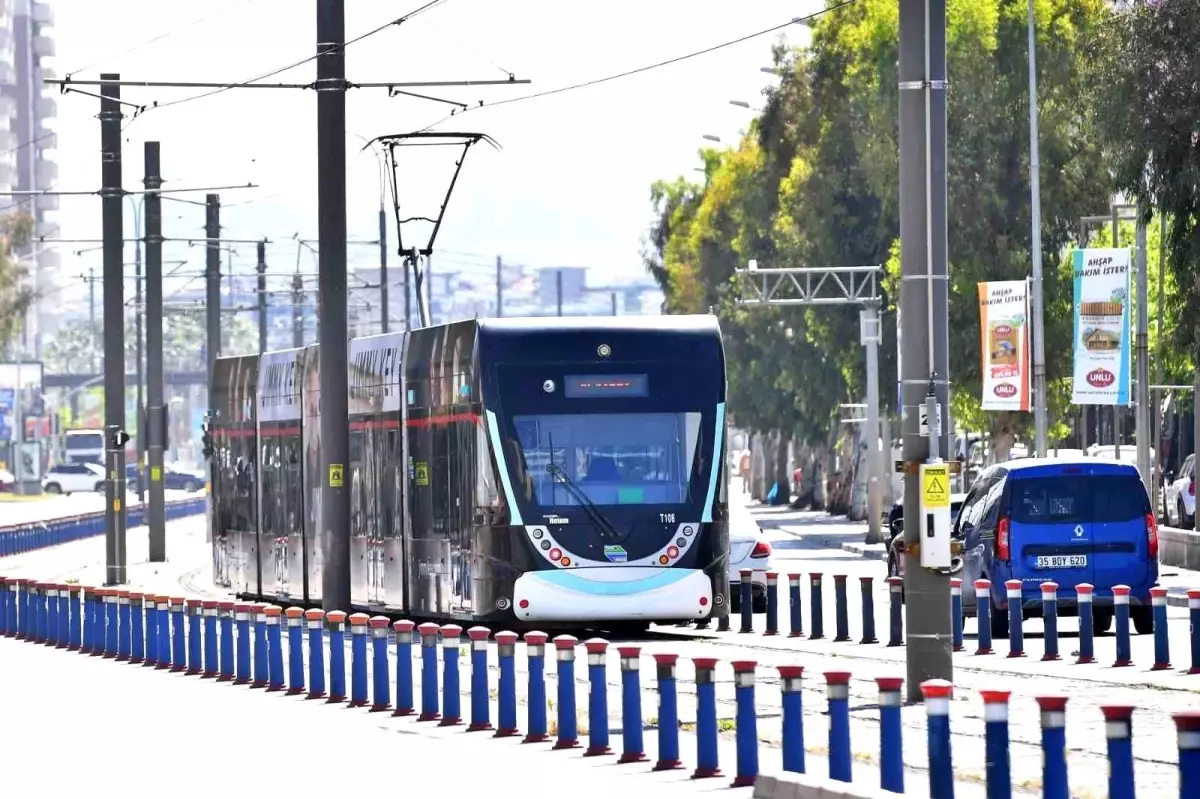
[350,429,365,539]
[380,429,401,539]
[285,437,302,535]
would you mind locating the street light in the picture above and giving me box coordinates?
[730,100,751,109]
[701,134,721,143]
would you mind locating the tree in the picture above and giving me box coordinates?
[0,212,35,352]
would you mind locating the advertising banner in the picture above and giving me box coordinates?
[977,280,1030,411]
[1071,248,1131,405]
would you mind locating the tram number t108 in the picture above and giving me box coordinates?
[660,513,676,524]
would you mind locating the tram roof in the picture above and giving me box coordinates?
[477,314,720,337]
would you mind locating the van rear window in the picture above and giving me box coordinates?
[1009,476,1148,524]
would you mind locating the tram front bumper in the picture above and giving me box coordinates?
[512,567,713,622]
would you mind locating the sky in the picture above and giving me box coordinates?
[41,0,820,312]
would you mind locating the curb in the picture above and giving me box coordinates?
[840,542,888,562]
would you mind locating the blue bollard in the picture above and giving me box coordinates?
[739,568,754,633]
[810,573,825,640]
[692,657,721,778]
[1151,586,1172,671]
[779,666,805,774]
[1077,583,1096,664]
[1113,585,1133,667]
[115,590,130,659]
[833,575,850,642]
[1041,582,1060,662]
[218,601,235,682]
[105,590,120,657]
[1174,710,1200,799]
[975,579,993,655]
[68,586,83,652]
[417,621,441,720]
[156,596,171,669]
[202,600,218,678]
[1101,705,1136,799]
[860,576,878,644]
[552,634,579,748]
[251,604,269,689]
[29,583,42,644]
[14,579,27,641]
[304,609,326,698]
[368,616,391,711]
[1036,695,1070,799]
[234,604,252,686]
[583,638,612,756]
[616,646,646,762]
[142,594,157,665]
[1189,590,1200,675]
[440,624,464,726]
[392,620,415,715]
[12,579,24,640]
[825,671,852,783]
[1005,579,1024,658]
[56,584,70,649]
[466,626,492,730]
[44,585,59,647]
[0,578,7,637]
[166,597,184,671]
[887,576,904,647]
[951,578,964,652]
[921,679,955,799]
[764,572,779,636]
[186,600,203,675]
[788,573,803,638]
[286,607,307,696]
[325,610,346,702]
[731,660,759,787]
[653,653,682,770]
[265,605,285,692]
[981,690,1012,799]
[128,591,144,663]
[494,631,519,737]
[522,631,549,743]
[347,612,369,707]
[877,677,904,793]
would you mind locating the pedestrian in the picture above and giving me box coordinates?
[739,448,751,493]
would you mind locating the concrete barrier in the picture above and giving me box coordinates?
[752,772,928,798]
[1160,525,1200,571]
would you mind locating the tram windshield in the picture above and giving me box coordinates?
[512,411,702,506]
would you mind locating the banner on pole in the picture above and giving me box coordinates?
[1071,248,1131,405]
[977,280,1030,411]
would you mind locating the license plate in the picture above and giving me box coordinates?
[1035,555,1087,569]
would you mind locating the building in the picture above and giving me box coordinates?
[0,0,59,360]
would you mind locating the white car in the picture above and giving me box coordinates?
[727,526,777,613]
[1165,454,1195,528]
[42,462,107,495]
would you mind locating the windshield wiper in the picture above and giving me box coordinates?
[546,462,622,543]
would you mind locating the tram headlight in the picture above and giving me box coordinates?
[532,528,544,540]
[540,540,551,551]
[676,537,687,548]
[597,343,611,358]
[542,379,556,393]
[682,526,694,536]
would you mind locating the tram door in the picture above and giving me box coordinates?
[377,428,404,608]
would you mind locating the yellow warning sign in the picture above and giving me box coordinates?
[150,466,162,483]
[414,461,430,486]
[921,464,950,509]
[113,499,122,512]
[328,463,344,488]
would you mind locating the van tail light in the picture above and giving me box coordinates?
[750,541,772,559]
[1146,513,1159,559]
[996,517,1011,562]
[1190,479,1195,497]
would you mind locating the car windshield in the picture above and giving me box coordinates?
[66,433,103,450]
[1009,475,1148,524]
[512,412,702,506]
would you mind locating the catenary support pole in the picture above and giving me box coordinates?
[495,255,503,317]
[863,305,883,543]
[100,72,128,586]
[205,195,221,392]
[144,142,166,562]
[134,212,145,503]
[379,206,389,334]
[257,241,268,353]
[1027,0,1047,457]
[316,0,351,612]
[1135,211,1150,493]
[899,0,952,701]
[291,273,304,348]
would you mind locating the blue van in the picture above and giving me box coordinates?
[959,457,1159,637]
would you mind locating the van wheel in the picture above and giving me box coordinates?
[44,482,61,494]
[1092,608,1114,635]
[1131,606,1154,635]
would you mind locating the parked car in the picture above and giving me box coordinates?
[42,462,107,495]
[1164,454,1195,529]
[125,464,206,493]
[955,457,1158,638]
[885,493,967,583]
[727,526,776,613]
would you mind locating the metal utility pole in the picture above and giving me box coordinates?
[404,253,412,331]
[134,202,145,502]
[205,195,221,388]
[292,273,304,347]
[100,73,128,585]
[379,207,389,334]
[1112,207,1122,459]
[316,0,351,612]
[556,270,563,317]
[256,240,268,353]
[144,141,166,562]
[861,305,882,537]
[899,0,952,700]
[426,254,434,325]
[1135,210,1150,494]
[89,266,97,374]
[1156,209,1165,500]
[495,255,503,317]
[1026,0,1048,458]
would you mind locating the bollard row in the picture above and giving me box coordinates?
[0,497,206,557]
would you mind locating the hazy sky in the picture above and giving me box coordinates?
[42,0,817,310]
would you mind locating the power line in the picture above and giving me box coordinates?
[416,1,858,132]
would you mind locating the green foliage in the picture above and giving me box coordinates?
[0,212,35,349]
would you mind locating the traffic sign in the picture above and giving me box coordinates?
[921,464,950,508]
[918,403,943,437]
[328,463,344,488]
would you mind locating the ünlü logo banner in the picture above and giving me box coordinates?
[1071,248,1131,405]
[977,281,1030,411]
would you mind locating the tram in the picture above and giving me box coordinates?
[210,314,729,626]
